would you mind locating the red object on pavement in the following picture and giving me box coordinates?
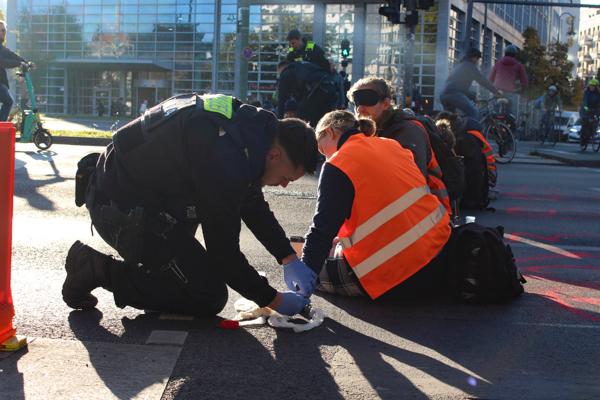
[218,320,240,330]
[0,123,16,345]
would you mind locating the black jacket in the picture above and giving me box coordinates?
[95,98,294,306]
[286,39,330,72]
[277,61,331,119]
[0,45,25,88]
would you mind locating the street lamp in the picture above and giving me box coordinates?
[557,12,576,43]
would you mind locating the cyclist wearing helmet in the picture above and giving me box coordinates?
[580,79,600,146]
[581,79,600,117]
[539,85,563,136]
[489,44,528,115]
[440,48,502,120]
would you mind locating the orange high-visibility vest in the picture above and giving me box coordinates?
[408,120,452,214]
[328,134,451,299]
[467,129,497,186]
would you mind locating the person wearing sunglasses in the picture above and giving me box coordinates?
[347,77,451,214]
[295,110,450,300]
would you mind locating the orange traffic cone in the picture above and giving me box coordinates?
[0,122,26,351]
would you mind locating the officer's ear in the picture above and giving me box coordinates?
[266,145,283,162]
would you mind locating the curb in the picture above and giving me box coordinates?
[52,136,111,147]
[529,150,600,168]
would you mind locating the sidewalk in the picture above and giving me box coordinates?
[518,140,600,168]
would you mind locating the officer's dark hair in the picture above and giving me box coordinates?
[276,118,318,174]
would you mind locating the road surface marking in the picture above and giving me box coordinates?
[516,322,600,329]
[592,187,600,193]
[505,233,581,259]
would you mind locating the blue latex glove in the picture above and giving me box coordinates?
[273,292,310,316]
[284,258,317,297]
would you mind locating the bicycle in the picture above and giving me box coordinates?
[580,112,599,152]
[478,97,516,164]
[539,110,559,146]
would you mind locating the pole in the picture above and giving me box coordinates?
[405,23,416,109]
[234,0,249,101]
[0,122,26,351]
[463,0,474,55]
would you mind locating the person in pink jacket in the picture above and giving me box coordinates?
[489,45,528,116]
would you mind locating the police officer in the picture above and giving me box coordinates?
[277,60,338,127]
[286,29,330,72]
[62,93,319,317]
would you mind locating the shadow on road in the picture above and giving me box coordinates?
[68,310,182,400]
[14,150,66,211]
[0,345,29,400]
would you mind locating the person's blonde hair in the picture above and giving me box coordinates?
[315,110,375,140]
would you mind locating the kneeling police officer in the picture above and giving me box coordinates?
[63,93,319,316]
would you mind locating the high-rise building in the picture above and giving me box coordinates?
[576,7,600,81]
[8,0,565,115]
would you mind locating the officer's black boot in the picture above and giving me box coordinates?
[62,241,115,310]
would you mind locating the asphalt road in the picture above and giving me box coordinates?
[2,143,600,400]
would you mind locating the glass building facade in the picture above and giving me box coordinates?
[10,0,561,115]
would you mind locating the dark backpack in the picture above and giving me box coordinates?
[455,132,490,209]
[394,112,465,202]
[75,152,101,207]
[446,223,526,304]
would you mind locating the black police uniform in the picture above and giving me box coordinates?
[277,61,337,127]
[286,39,330,72]
[87,94,295,315]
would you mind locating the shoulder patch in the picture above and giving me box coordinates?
[203,94,233,119]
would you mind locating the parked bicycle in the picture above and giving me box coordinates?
[478,97,516,164]
[580,112,599,152]
[539,109,560,146]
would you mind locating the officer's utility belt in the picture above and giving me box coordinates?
[99,202,178,264]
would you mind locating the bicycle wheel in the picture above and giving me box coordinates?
[488,122,516,164]
[593,130,600,153]
[580,126,589,151]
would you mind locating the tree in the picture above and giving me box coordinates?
[520,27,576,107]
[520,27,550,100]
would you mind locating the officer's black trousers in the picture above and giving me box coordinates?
[90,204,228,316]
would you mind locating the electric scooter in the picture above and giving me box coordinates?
[15,62,52,150]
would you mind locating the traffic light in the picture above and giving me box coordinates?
[416,0,434,10]
[405,9,419,26]
[379,0,401,24]
[341,39,350,59]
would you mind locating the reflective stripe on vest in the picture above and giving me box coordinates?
[305,41,315,51]
[329,134,451,299]
[350,204,447,280]
[409,119,451,214]
[203,94,233,119]
[467,130,496,173]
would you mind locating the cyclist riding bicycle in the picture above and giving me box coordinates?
[540,85,563,135]
[440,48,502,120]
[580,79,600,145]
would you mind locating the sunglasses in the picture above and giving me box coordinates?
[352,89,385,107]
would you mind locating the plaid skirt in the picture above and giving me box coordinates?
[316,242,366,297]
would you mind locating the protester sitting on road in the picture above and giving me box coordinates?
[287,110,451,300]
[440,48,502,120]
[286,29,330,72]
[347,77,451,214]
[276,60,338,127]
[436,111,497,189]
[62,93,319,317]
[488,44,528,116]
